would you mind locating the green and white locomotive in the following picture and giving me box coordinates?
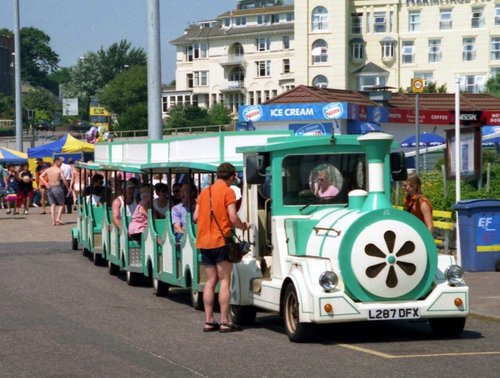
[71,131,468,343]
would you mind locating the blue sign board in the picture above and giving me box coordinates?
[289,123,333,136]
[239,102,388,123]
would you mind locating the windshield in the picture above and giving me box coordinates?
[281,153,366,205]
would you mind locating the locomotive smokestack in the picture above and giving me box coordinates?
[357,133,394,211]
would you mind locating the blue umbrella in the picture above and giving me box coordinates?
[401,133,445,148]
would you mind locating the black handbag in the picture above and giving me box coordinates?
[209,186,250,263]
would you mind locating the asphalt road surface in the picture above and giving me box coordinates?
[0,212,499,377]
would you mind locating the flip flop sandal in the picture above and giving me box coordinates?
[219,322,242,333]
[203,321,220,332]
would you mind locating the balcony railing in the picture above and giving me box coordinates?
[220,80,245,92]
[220,54,245,66]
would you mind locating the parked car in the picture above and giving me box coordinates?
[72,120,93,132]
[35,121,54,131]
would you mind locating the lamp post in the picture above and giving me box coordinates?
[14,0,23,152]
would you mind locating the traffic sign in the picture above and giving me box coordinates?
[63,98,78,116]
[412,79,424,93]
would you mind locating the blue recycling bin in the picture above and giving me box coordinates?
[453,199,500,272]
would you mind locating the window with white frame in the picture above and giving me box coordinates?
[463,38,476,61]
[459,75,485,93]
[439,9,452,30]
[256,91,262,104]
[351,42,364,60]
[428,39,441,63]
[312,75,328,88]
[374,12,386,33]
[186,46,193,62]
[283,36,290,50]
[229,67,244,82]
[491,67,500,78]
[496,5,500,26]
[352,13,362,34]
[283,58,290,73]
[234,17,247,26]
[256,60,271,77]
[232,43,244,56]
[357,74,386,91]
[272,89,278,98]
[264,90,271,101]
[270,14,280,24]
[414,72,434,87]
[408,10,421,32]
[249,91,255,105]
[402,41,414,64]
[366,12,370,33]
[389,11,394,32]
[256,38,271,51]
[491,37,500,60]
[286,12,294,22]
[312,6,328,31]
[471,7,485,28]
[223,18,230,27]
[193,43,208,59]
[381,42,395,59]
[187,73,193,89]
[312,39,328,63]
[194,71,208,86]
[257,14,270,25]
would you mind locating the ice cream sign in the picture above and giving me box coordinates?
[240,102,348,122]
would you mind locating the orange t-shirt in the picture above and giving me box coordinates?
[195,180,236,249]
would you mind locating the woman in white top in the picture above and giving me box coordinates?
[152,182,168,218]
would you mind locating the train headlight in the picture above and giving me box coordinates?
[445,265,464,285]
[319,271,338,292]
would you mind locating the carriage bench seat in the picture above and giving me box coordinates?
[93,225,102,234]
[128,240,140,249]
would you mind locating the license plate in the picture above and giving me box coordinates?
[368,308,420,320]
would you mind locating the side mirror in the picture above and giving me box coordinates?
[390,152,407,181]
[245,154,265,185]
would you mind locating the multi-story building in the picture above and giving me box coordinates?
[165,0,500,118]
[165,0,294,117]
[294,0,500,93]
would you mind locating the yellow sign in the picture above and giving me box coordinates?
[411,78,424,93]
[89,107,110,116]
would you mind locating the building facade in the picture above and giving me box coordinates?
[294,0,500,93]
[165,0,294,117]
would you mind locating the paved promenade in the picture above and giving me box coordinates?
[0,209,498,321]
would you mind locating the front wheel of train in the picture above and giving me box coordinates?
[429,317,466,338]
[71,232,78,251]
[283,283,315,343]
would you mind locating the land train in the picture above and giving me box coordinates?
[72,131,468,342]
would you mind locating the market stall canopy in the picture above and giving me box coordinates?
[0,146,28,164]
[401,133,445,148]
[27,134,94,159]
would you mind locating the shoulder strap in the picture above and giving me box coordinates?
[209,185,240,242]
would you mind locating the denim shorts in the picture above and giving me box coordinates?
[200,246,229,266]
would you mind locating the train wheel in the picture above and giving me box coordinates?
[230,305,257,326]
[108,260,120,276]
[126,270,141,286]
[71,233,78,251]
[429,317,466,338]
[153,278,170,297]
[191,289,204,311]
[284,283,313,343]
[93,253,104,266]
[82,248,90,257]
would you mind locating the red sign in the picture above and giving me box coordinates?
[388,109,452,124]
[481,111,500,125]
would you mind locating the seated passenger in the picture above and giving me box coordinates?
[171,183,197,243]
[153,182,168,218]
[111,179,138,230]
[312,166,339,198]
[128,184,151,243]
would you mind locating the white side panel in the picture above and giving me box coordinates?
[94,144,108,163]
[124,143,149,164]
[111,144,124,164]
[151,142,169,163]
[169,137,220,163]
[223,134,283,162]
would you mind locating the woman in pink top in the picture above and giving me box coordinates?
[313,168,339,198]
[128,184,151,242]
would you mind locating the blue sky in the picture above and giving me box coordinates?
[0,0,247,83]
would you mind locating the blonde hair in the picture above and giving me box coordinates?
[405,174,422,193]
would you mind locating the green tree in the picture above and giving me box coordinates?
[208,103,232,125]
[98,65,147,130]
[165,105,210,129]
[485,74,500,97]
[23,87,59,125]
[97,39,146,84]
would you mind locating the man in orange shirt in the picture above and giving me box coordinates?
[194,162,250,333]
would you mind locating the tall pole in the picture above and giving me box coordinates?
[147,0,163,140]
[14,0,23,152]
[455,78,461,203]
[415,93,420,174]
